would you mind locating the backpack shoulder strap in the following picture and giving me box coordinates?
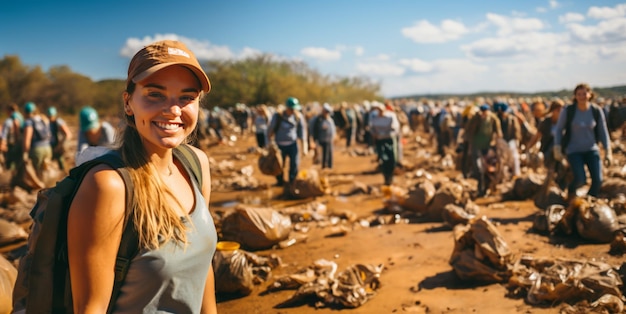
[565,104,576,128]
[173,144,203,188]
[64,153,138,314]
[273,112,283,134]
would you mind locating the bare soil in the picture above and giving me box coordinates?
[206,132,625,314]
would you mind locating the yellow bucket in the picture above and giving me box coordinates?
[216,241,240,251]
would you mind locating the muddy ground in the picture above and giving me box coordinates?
[206,130,626,314]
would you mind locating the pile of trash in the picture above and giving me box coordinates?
[449,215,626,312]
[381,174,479,224]
[266,259,384,309]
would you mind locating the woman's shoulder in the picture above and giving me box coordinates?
[72,163,128,220]
[82,164,127,195]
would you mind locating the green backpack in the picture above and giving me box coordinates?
[12,144,202,313]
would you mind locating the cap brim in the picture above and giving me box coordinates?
[132,62,211,93]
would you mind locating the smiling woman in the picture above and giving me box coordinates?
[65,40,218,313]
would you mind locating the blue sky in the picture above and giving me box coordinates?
[2,0,626,98]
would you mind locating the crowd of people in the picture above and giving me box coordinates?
[4,83,622,204]
[200,84,625,200]
[0,101,120,180]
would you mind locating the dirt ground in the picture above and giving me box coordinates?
[205,130,626,314]
[1,121,623,314]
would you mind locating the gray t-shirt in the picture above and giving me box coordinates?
[113,167,217,313]
[554,104,609,154]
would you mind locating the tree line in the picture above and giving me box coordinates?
[0,54,382,119]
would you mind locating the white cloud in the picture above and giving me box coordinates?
[374,54,391,61]
[401,19,469,43]
[567,17,626,43]
[356,62,405,76]
[354,46,364,56]
[398,58,434,73]
[486,13,545,36]
[462,32,566,59]
[120,34,235,60]
[239,47,263,59]
[588,4,626,20]
[559,12,585,24]
[300,47,341,61]
[536,0,558,13]
[550,0,559,9]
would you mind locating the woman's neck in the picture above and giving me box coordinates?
[576,100,589,110]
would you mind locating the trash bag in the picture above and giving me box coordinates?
[401,180,436,213]
[11,160,44,191]
[425,182,464,221]
[532,204,567,236]
[287,169,325,199]
[221,205,292,250]
[509,256,623,306]
[213,248,254,295]
[0,255,17,314]
[511,173,544,200]
[273,260,384,309]
[441,203,478,227]
[449,216,512,283]
[533,186,567,211]
[0,218,29,247]
[574,197,619,243]
[600,178,626,199]
[258,143,283,176]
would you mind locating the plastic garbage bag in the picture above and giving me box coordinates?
[221,205,292,250]
[449,216,512,283]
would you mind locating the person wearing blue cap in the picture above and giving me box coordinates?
[76,106,116,156]
[21,101,52,177]
[0,103,24,170]
[463,102,503,196]
[309,103,337,169]
[46,106,72,171]
[268,97,308,187]
[493,101,521,177]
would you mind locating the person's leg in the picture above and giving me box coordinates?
[256,132,265,148]
[585,150,602,197]
[321,142,329,168]
[286,142,299,183]
[566,152,586,198]
[509,139,521,176]
[275,144,288,186]
[379,139,395,185]
[345,128,351,148]
[327,141,334,169]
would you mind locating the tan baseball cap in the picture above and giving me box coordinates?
[127,40,211,93]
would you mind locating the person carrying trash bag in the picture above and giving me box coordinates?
[463,103,503,196]
[368,102,400,186]
[267,97,308,187]
[21,101,52,178]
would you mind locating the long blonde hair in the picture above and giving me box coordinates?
[118,83,201,250]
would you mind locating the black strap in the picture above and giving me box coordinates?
[105,164,137,314]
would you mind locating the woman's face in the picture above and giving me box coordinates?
[575,87,591,103]
[126,65,200,153]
